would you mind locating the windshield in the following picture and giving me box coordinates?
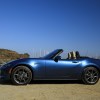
[43,49,63,59]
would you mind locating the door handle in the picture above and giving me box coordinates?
[72,61,78,63]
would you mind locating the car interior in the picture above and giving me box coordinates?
[56,51,80,60]
[67,51,80,59]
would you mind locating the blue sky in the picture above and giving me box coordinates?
[0,0,100,57]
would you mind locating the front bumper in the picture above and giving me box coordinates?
[0,67,11,81]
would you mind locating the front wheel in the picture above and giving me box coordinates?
[11,66,32,85]
[82,67,99,85]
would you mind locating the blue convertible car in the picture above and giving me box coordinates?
[0,49,100,85]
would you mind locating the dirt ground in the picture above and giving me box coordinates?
[0,80,100,100]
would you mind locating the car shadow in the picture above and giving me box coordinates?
[0,80,83,85]
[0,80,13,85]
[30,80,83,84]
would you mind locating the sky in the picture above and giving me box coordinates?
[0,0,100,57]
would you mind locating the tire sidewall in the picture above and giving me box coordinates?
[82,67,99,85]
[11,66,32,85]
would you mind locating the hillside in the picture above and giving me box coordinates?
[0,49,30,64]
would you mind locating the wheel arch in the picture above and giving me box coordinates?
[84,65,100,73]
[10,64,34,80]
[81,65,100,78]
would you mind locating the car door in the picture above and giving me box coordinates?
[45,59,81,79]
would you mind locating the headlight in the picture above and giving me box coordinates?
[1,63,12,68]
[4,64,12,67]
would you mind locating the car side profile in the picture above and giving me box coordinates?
[0,49,100,85]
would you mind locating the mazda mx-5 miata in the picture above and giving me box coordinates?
[0,49,100,85]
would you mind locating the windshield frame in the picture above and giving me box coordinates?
[43,49,63,59]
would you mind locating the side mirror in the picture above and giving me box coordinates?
[54,56,61,62]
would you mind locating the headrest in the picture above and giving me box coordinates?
[68,51,80,59]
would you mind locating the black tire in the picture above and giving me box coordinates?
[82,67,99,85]
[11,66,32,85]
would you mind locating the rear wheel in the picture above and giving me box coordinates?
[82,67,99,85]
[11,66,32,85]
